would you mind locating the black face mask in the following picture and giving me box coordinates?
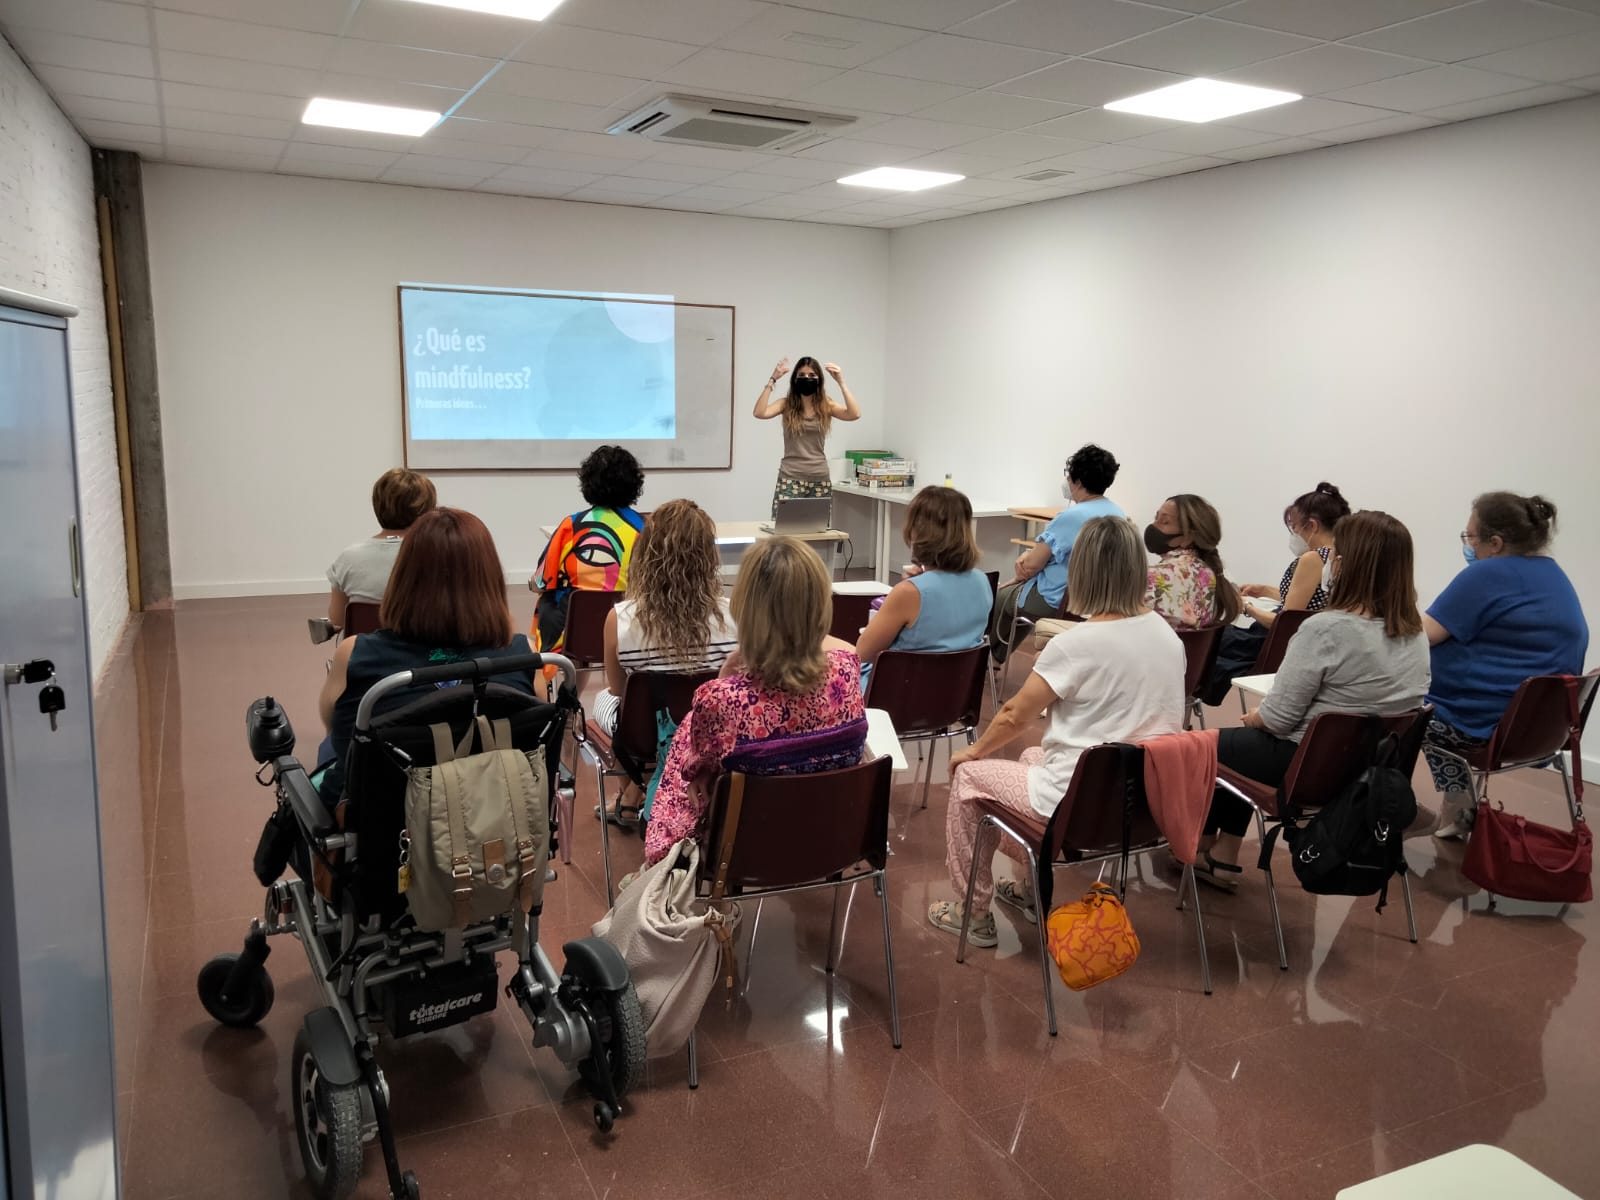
[794,375,821,396]
[1144,524,1176,555]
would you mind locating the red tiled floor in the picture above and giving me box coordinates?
[100,597,1599,1199]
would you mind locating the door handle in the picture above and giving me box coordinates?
[68,518,82,598]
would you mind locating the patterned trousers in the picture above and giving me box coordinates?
[1421,717,1490,793]
[947,747,1044,917]
[772,472,833,518]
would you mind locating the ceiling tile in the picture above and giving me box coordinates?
[1464,29,1600,82]
[911,89,1079,128]
[640,142,776,168]
[470,177,576,197]
[861,34,1062,88]
[429,117,557,149]
[604,159,730,184]
[583,174,694,196]
[381,153,499,177]
[994,57,1183,105]
[784,181,875,208]
[381,170,485,190]
[344,3,537,60]
[657,47,842,99]
[1090,17,1318,75]
[713,169,814,190]
[1349,0,1599,62]
[1128,154,1229,176]
[74,120,163,147]
[152,10,337,70]
[162,106,295,140]
[739,153,858,179]
[1220,44,1434,94]
[485,62,647,107]
[492,164,603,188]
[777,0,1004,31]
[1225,96,1407,133]
[34,65,158,104]
[937,176,1040,197]
[156,50,319,95]
[792,137,921,165]
[277,143,405,169]
[1215,0,1463,40]
[1213,133,1328,159]
[1122,122,1277,154]
[0,0,149,46]
[1330,64,1534,109]
[162,127,285,156]
[454,92,613,130]
[325,41,498,91]
[857,115,994,148]
[1049,142,1189,169]
[6,30,155,76]
[1421,81,1584,118]
[151,0,349,36]
[508,25,699,75]
[537,128,660,160]
[278,160,392,181]
[951,0,1187,55]
[1023,105,1173,141]
[1148,0,1236,10]
[57,95,159,126]
[663,182,778,208]
[952,130,1097,162]
[551,0,770,45]
[715,7,927,69]
[727,198,826,217]
[1569,73,1600,88]
[314,75,466,114]
[1071,170,1152,189]
[160,82,304,120]
[899,148,1023,175]
[795,69,967,114]
[1312,113,1442,141]
[161,149,284,171]
[394,136,531,165]
[289,124,435,153]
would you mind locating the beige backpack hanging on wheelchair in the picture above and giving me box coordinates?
[402,714,550,931]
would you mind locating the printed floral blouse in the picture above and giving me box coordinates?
[1146,548,1220,630]
[643,648,867,866]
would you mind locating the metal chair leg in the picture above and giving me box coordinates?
[956,817,990,965]
[875,871,901,1049]
[1401,869,1418,944]
[825,886,843,974]
[919,734,936,810]
[1195,702,1207,732]
[686,1030,698,1090]
[1024,845,1057,1037]
[1557,753,1580,824]
[1184,863,1213,995]
[1256,808,1288,970]
[597,762,615,905]
[556,778,574,865]
[742,898,765,996]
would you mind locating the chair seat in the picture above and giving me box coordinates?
[584,720,618,766]
[974,796,1048,843]
[1217,765,1280,817]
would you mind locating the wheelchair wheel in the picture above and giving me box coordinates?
[292,1027,363,1200]
[196,954,275,1028]
[578,982,646,1101]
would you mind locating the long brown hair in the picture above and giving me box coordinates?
[1326,510,1422,639]
[780,356,832,438]
[730,536,832,692]
[628,499,728,663]
[380,507,513,647]
[1167,494,1242,624]
[903,486,979,572]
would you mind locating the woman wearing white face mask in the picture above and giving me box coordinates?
[753,355,862,518]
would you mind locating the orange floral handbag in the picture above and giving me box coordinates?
[1044,881,1140,991]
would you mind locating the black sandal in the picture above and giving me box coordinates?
[1192,851,1243,892]
[593,802,641,828]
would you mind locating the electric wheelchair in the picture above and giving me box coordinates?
[196,653,643,1200]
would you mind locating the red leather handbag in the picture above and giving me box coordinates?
[1462,677,1592,903]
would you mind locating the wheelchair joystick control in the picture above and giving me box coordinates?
[247,695,297,764]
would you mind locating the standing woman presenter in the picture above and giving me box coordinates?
[754,356,861,518]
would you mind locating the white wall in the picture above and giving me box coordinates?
[142,166,889,597]
[887,95,1600,656]
[0,36,127,679]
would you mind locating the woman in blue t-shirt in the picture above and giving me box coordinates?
[1423,491,1589,839]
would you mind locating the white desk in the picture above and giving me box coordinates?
[831,481,1015,584]
[865,707,908,773]
[1234,673,1276,702]
[1337,1145,1577,1199]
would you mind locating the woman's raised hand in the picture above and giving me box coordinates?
[771,357,790,382]
[824,361,844,382]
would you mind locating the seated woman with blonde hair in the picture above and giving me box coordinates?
[642,536,865,868]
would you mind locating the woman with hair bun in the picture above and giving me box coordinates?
[1423,491,1589,839]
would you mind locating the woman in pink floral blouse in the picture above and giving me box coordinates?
[643,536,866,867]
[1143,494,1242,629]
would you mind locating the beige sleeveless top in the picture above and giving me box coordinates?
[779,416,830,480]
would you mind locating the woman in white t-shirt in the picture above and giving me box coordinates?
[928,517,1185,947]
[593,499,738,825]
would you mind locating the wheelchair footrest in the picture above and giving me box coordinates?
[376,955,499,1038]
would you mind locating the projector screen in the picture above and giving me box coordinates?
[399,284,734,471]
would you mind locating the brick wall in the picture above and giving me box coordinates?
[0,34,128,679]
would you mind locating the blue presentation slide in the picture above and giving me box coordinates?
[401,287,676,441]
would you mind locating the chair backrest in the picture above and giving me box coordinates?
[1279,708,1431,808]
[611,668,715,763]
[864,644,990,736]
[984,570,999,599]
[1487,670,1600,769]
[699,755,892,893]
[830,591,878,644]
[1253,607,1314,674]
[564,589,621,665]
[344,601,381,636]
[1175,625,1225,701]
[1044,743,1162,864]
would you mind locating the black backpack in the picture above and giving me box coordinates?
[1259,722,1416,912]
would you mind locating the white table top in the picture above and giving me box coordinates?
[1234,673,1276,699]
[1337,1145,1577,1199]
[830,480,1013,519]
[865,707,908,772]
[833,580,893,596]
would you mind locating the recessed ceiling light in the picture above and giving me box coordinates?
[1105,78,1300,124]
[302,97,441,137]
[396,0,566,18]
[837,167,964,191]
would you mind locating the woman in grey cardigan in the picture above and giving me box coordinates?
[1194,510,1431,890]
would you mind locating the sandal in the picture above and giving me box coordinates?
[927,900,997,947]
[1190,851,1243,893]
[593,802,641,828]
[994,878,1038,924]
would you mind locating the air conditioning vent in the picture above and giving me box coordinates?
[1018,168,1075,182]
[607,94,855,153]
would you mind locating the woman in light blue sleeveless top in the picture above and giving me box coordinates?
[856,487,992,689]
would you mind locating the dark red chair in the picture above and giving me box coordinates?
[562,589,622,672]
[342,601,381,636]
[830,591,879,644]
[864,644,990,810]
[579,669,715,897]
[1425,670,1599,832]
[1216,708,1431,969]
[1236,607,1314,713]
[685,756,899,1085]
[1174,625,1225,730]
[956,743,1213,1036]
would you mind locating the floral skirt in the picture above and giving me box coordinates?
[772,472,833,518]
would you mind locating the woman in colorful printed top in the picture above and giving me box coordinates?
[642,536,867,868]
[1143,494,1242,629]
[752,355,861,518]
[529,444,645,653]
